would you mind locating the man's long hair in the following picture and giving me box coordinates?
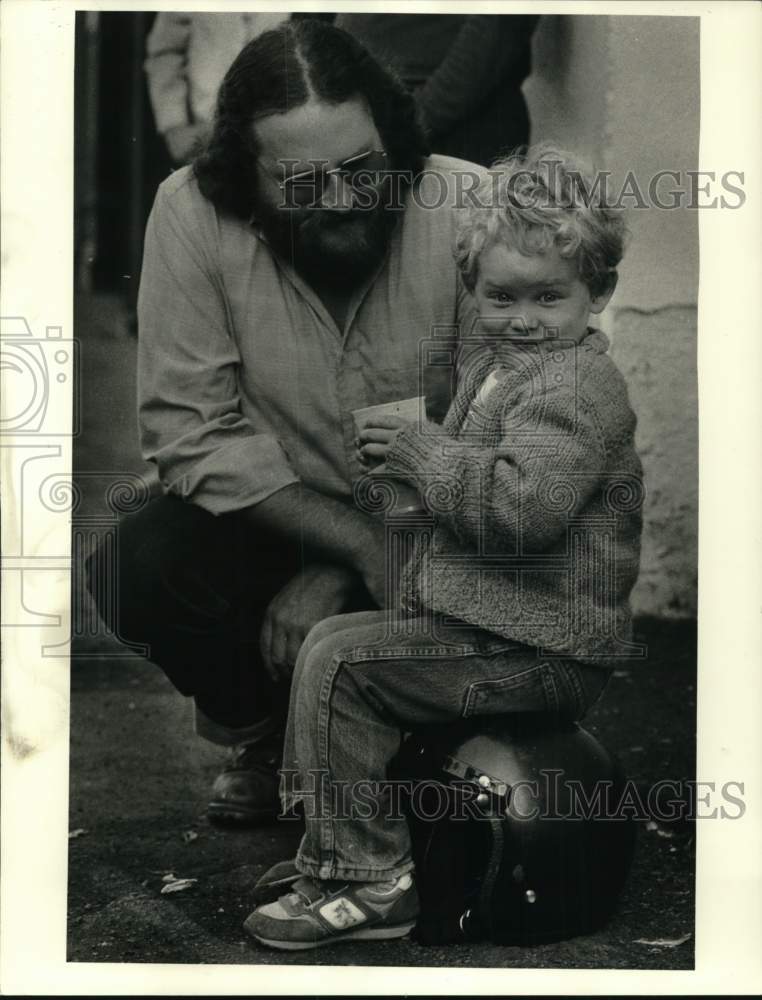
[194,19,428,220]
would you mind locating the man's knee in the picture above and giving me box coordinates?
[85,513,156,639]
[85,495,215,638]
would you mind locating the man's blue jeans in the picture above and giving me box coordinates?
[282,610,611,883]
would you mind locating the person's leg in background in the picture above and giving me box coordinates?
[247,610,609,948]
[85,492,303,824]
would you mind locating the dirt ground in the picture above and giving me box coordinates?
[66,294,697,971]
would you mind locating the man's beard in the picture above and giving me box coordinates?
[254,198,400,291]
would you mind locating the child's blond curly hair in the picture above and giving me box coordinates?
[455,144,628,296]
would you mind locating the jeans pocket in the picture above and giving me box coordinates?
[463,662,558,718]
[462,660,597,720]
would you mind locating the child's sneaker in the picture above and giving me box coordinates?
[244,873,419,950]
[252,858,301,903]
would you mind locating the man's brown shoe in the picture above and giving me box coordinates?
[207,736,283,826]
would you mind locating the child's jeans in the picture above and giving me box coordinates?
[281,610,611,883]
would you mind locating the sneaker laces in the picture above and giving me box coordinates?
[286,876,354,908]
[286,874,409,909]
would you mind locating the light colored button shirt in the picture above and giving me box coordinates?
[137,155,482,515]
[144,12,289,133]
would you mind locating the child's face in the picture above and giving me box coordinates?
[472,243,614,343]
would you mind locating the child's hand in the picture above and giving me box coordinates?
[355,415,410,468]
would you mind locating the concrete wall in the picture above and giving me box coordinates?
[523,15,699,617]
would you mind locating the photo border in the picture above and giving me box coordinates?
[1,0,760,994]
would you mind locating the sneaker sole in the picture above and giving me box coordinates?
[245,919,418,951]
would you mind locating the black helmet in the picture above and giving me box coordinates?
[392,715,637,946]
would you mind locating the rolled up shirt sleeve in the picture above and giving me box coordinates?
[137,182,300,515]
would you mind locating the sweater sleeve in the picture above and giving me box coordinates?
[137,182,300,515]
[383,377,609,552]
[416,15,539,138]
[144,12,193,134]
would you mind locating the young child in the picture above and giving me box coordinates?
[245,146,643,950]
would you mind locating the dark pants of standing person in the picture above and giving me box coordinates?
[84,493,373,744]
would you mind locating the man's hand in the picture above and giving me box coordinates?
[164,122,212,165]
[243,482,388,616]
[355,415,410,467]
[259,563,360,682]
[244,483,392,675]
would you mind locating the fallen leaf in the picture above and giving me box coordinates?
[161,878,198,895]
[181,830,199,844]
[645,820,659,832]
[634,932,692,948]
[68,828,88,839]
[161,873,177,883]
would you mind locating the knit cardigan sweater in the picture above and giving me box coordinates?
[383,329,644,662]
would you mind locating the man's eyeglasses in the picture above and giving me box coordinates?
[276,149,390,209]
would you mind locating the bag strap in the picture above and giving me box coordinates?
[476,815,504,939]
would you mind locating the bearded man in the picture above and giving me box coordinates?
[88,19,480,824]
